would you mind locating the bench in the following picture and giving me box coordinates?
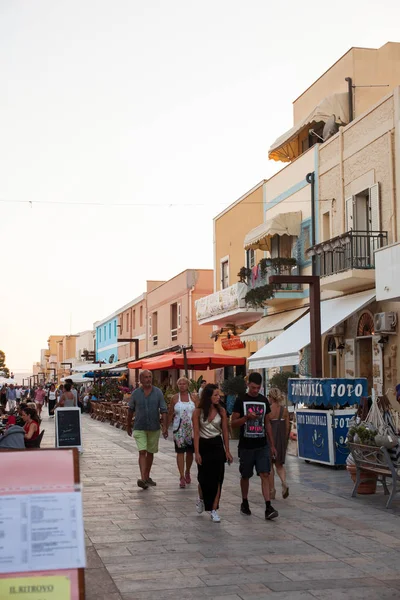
[348,443,400,508]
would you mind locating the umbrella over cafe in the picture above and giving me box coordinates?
[128,350,246,371]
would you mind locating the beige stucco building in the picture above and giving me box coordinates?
[247,42,400,404]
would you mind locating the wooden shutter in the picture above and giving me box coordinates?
[148,316,152,337]
[344,339,355,378]
[177,303,181,329]
[345,196,354,231]
[369,183,380,232]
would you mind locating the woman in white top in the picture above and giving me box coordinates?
[168,377,198,488]
[192,384,233,523]
[48,383,57,417]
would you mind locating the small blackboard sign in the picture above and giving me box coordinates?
[55,407,82,449]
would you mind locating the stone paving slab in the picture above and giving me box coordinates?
[39,412,400,599]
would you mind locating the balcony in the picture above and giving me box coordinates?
[308,230,388,292]
[195,282,263,327]
[171,328,178,342]
[152,334,158,346]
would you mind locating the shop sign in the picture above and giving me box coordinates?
[288,378,368,407]
[221,336,245,351]
[296,410,330,464]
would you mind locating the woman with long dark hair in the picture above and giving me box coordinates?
[21,406,41,445]
[192,384,232,523]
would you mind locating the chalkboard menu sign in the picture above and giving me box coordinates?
[56,408,82,450]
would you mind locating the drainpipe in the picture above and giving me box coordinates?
[306,171,317,276]
[188,284,195,378]
[344,77,354,123]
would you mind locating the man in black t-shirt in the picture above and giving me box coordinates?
[231,372,278,520]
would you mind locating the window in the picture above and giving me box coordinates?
[171,303,178,340]
[221,259,229,289]
[152,312,158,346]
[246,249,255,269]
[109,323,112,338]
[114,321,117,336]
[98,329,102,343]
[104,325,106,340]
[132,309,136,330]
[140,305,143,327]
[322,211,331,242]
[126,313,129,332]
[178,303,181,329]
[345,184,380,232]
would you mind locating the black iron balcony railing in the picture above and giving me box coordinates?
[248,258,301,291]
[308,230,388,277]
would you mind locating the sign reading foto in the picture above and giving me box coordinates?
[288,378,368,407]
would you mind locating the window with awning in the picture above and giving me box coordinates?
[244,212,302,252]
[268,93,349,163]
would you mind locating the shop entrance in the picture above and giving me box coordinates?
[356,312,375,395]
[357,337,373,394]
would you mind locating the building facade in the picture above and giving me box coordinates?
[146,269,214,385]
[248,43,400,403]
[195,183,267,378]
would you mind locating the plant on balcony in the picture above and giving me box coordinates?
[259,257,297,278]
[245,284,275,308]
[237,266,252,283]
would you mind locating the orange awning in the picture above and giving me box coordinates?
[128,351,246,371]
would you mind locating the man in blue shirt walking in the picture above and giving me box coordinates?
[127,370,168,489]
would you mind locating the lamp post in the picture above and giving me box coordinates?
[269,275,322,377]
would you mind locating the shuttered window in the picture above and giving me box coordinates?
[369,183,380,232]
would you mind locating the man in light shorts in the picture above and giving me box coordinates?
[127,370,168,490]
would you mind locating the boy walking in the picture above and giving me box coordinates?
[231,372,278,520]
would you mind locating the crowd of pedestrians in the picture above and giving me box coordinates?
[1,372,291,521]
[127,369,291,523]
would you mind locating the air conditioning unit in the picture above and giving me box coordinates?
[374,312,397,333]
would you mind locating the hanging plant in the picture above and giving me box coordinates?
[237,266,252,283]
[259,257,297,278]
[245,284,275,308]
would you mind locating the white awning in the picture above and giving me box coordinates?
[240,307,308,342]
[72,363,106,372]
[61,374,94,384]
[244,212,302,251]
[248,289,375,369]
[268,93,349,163]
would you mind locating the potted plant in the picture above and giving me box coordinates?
[346,424,378,494]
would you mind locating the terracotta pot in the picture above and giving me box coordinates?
[346,464,377,495]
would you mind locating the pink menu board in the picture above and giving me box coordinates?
[0,449,85,600]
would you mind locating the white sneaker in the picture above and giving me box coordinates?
[196,498,204,514]
[210,510,221,523]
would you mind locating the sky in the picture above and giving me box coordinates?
[1,0,400,373]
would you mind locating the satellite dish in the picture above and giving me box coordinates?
[323,115,339,141]
[109,354,115,363]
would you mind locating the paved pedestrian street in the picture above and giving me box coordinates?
[43,415,400,600]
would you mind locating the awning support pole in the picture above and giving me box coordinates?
[269,275,322,377]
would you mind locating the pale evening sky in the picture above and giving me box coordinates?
[1,0,399,373]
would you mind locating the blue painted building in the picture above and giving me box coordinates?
[95,314,119,364]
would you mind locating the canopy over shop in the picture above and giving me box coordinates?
[128,350,246,373]
[248,289,375,370]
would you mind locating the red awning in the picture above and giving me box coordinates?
[128,351,246,371]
